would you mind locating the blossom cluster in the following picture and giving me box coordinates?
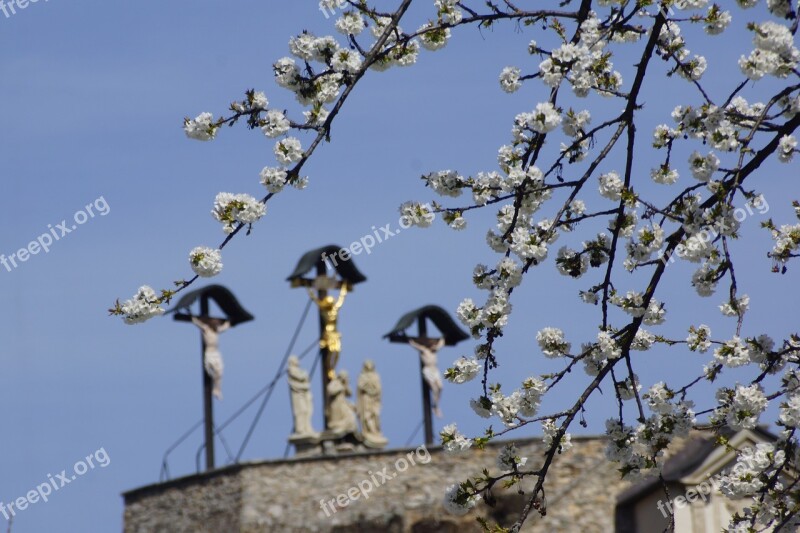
[461,377,549,429]
[440,423,473,454]
[740,21,799,80]
[604,382,695,480]
[717,442,799,530]
[188,247,223,278]
[496,443,528,472]
[767,205,800,266]
[211,193,266,234]
[711,384,768,431]
[117,286,165,325]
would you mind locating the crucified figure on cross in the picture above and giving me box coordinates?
[407,337,445,418]
[191,316,231,400]
[307,283,349,379]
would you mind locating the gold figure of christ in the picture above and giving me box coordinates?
[307,283,349,379]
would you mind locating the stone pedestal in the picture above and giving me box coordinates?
[291,427,387,458]
[288,433,322,458]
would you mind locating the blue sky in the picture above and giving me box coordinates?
[1,1,797,531]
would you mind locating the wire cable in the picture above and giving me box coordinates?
[233,338,317,462]
[234,299,315,462]
[404,420,424,447]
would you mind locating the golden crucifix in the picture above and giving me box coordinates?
[307,282,349,379]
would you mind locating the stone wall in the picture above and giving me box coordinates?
[124,465,244,533]
[123,436,630,532]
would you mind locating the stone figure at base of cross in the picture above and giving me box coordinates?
[326,370,357,434]
[357,360,388,447]
[407,337,445,418]
[191,316,231,400]
[287,355,315,437]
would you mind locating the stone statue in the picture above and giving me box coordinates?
[326,370,357,434]
[287,355,315,437]
[191,316,231,400]
[357,360,388,447]
[307,283,349,380]
[408,337,445,417]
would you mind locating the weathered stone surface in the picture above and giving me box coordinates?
[124,436,630,533]
[124,467,243,533]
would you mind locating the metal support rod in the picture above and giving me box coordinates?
[200,296,215,471]
[418,317,434,446]
[316,261,331,430]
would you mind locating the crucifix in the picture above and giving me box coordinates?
[170,284,254,470]
[385,305,469,445]
[287,244,366,430]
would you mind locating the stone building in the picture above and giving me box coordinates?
[122,428,782,532]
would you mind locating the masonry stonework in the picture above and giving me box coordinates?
[124,436,630,532]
